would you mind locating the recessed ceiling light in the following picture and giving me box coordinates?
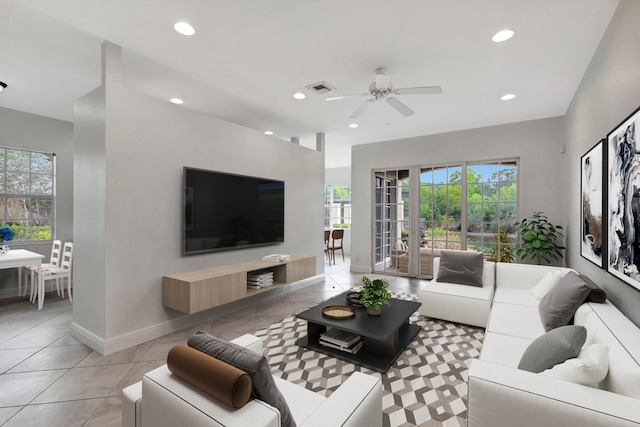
[501,93,516,101]
[264,131,274,135]
[293,92,306,100]
[174,22,195,36]
[0,82,6,92]
[348,123,359,129]
[170,98,184,104]
[492,29,514,42]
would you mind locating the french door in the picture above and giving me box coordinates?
[372,160,518,278]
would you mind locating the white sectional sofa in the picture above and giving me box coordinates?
[467,262,640,426]
[418,257,496,327]
[122,334,382,427]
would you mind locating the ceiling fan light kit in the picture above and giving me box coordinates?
[327,68,442,119]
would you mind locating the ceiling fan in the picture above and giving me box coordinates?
[325,68,442,119]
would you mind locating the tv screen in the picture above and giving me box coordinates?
[183,167,284,255]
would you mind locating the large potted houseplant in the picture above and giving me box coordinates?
[359,276,392,315]
[514,211,565,265]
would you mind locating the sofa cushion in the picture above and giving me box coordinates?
[480,332,533,367]
[529,270,563,300]
[518,325,587,373]
[541,343,609,387]
[539,272,592,331]
[188,331,296,427]
[436,250,484,287]
[492,288,538,307]
[167,344,252,408]
[486,302,545,340]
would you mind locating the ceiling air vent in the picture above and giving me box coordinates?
[306,81,336,95]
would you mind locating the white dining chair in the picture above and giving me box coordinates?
[31,241,73,304]
[23,239,62,298]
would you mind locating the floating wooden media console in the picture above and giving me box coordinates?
[163,254,316,314]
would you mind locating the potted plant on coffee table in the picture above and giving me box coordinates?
[360,276,392,316]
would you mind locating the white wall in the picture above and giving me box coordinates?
[0,107,73,298]
[350,117,565,273]
[564,0,640,326]
[72,43,325,353]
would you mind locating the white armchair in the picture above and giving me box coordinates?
[122,334,382,427]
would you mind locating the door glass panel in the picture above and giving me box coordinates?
[373,169,410,274]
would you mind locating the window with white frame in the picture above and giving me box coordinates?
[324,184,351,229]
[0,148,55,242]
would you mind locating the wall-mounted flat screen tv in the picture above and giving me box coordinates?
[183,167,284,255]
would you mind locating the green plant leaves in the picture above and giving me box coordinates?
[359,276,392,309]
[514,211,565,265]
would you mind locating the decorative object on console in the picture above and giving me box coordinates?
[514,211,565,265]
[359,276,391,315]
[517,325,587,373]
[188,331,296,427]
[166,344,252,409]
[607,105,640,291]
[436,250,484,287]
[0,226,13,255]
[580,139,606,268]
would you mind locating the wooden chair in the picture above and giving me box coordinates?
[324,230,332,264]
[328,229,345,265]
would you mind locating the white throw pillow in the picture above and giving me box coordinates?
[529,270,563,300]
[541,343,609,387]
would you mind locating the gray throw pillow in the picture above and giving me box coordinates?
[518,325,587,373]
[539,272,592,331]
[188,331,296,427]
[436,250,484,287]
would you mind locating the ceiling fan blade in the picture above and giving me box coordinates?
[349,99,374,119]
[393,86,443,95]
[375,72,391,90]
[325,93,368,101]
[386,97,414,117]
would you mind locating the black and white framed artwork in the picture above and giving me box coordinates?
[581,139,605,267]
[607,106,640,290]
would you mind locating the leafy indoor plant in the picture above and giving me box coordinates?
[489,227,514,263]
[514,212,565,265]
[360,276,391,315]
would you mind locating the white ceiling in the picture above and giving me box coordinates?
[0,0,620,168]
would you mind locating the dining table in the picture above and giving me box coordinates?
[0,249,45,310]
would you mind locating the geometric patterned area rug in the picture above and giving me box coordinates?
[254,292,485,427]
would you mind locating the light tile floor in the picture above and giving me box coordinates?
[0,256,424,426]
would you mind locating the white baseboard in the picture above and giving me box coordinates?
[72,274,325,355]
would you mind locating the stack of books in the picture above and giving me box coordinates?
[319,328,364,354]
[247,270,274,289]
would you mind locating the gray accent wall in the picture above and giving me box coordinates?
[72,42,324,353]
[350,117,566,274]
[565,0,640,327]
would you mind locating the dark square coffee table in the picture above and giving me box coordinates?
[295,292,421,373]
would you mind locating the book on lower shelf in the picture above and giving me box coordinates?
[319,336,364,354]
[319,328,362,352]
